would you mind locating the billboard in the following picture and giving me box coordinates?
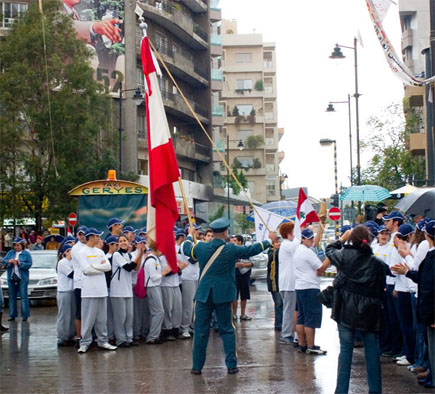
[61,0,125,94]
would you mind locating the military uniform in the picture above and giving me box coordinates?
[183,218,271,373]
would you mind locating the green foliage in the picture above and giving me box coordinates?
[208,205,225,223]
[229,168,248,195]
[235,212,254,233]
[245,135,264,149]
[254,80,264,91]
[0,0,118,230]
[360,102,426,190]
[253,158,262,169]
[232,106,240,116]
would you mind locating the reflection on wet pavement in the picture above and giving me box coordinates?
[0,280,422,393]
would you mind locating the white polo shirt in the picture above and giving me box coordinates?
[110,251,134,298]
[145,254,162,287]
[57,257,74,292]
[180,241,199,281]
[294,244,322,290]
[372,243,389,263]
[161,255,179,287]
[71,241,86,289]
[278,238,300,291]
[79,245,111,298]
[395,242,417,293]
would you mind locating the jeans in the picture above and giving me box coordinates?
[271,291,283,329]
[8,279,30,319]
[335,324,382,394]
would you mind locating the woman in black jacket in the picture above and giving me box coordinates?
[325,225,386,394]
[267,238,283,331]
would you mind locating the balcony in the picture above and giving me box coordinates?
[210,7,221,23]
[265,137,278,151]
[173,136,211,163]
[180,0,207,13]
[278,151,285,162]
[152,41,209,87]
[402,28,413,50]
[264,112,276,123]
[409,132,426,156]
[221,88,264,99]
[211,69,223,81]
[138,1,208,50]
[212,104,224,126]
[278,127,284,140]
[161,88,209,124]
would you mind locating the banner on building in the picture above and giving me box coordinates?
[60,0,125,95]
[365,0,435,87]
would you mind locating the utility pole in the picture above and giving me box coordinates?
[429,0,435,186]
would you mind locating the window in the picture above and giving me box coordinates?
[236,130,253,140]
[237,156,254,168]
[236,105,253,116]
[266,179,276,197]
[1,2,28,28]
[137,115,146,138]
[248,181,255,193]
[235,53,252,63]
[138,160,148,175]
[181,168,196,182]
[235,79,252,90]
[263,52,273,69]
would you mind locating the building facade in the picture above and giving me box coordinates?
[217,20,284,204]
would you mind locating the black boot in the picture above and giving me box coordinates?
[0,312,8,332]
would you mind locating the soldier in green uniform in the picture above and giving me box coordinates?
[183,217,276,375]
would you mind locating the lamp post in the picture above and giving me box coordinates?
[226,136,244,220]
[118,82,143,175]
[330,38,361,213]
[320,138,339,239]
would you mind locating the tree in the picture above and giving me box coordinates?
[360,102,425,191]
[208,205,225,223]
[235,212,254,234]
[0,1,120,231]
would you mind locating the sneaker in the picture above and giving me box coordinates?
[240,315,252,321]
[166,335,176,341]
[78,345,88,353]
[392,354,405,361]
[411,366,426,374]
[98,343,117,351]
[306,345,327,355]
[117,342,130,348]
[279,336,294,345]
[298,345,307,353]
[129,341,140,347]
[146,339,164,345]
[397,358,412,366]
[227,367,239,374]
[293,337,299,344]
[179,331,191,339]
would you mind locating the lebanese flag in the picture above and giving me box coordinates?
[141,35,180,273]
[294,188,320,239]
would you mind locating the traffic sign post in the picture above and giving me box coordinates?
[328,207,341,221]
[68,212,77,227]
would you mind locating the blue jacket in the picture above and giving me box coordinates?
[3,249,33,282]
[183,236,270,304]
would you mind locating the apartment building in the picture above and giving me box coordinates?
[399,0,431,183]
[218,20,284,204]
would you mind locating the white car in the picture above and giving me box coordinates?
[249,251,269,281]
[1,250,58,300]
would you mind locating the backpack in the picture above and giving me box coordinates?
[133,256,153,298]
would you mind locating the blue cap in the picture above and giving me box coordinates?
[364,222,379,237]
[12,237,25,244]
[425,220,435,237]
[416,220,426,231]
[383,211,404,221]
[138,227,147,235]
[208,218,230,233]
[64,235,77,243]
[378,225,388,233]
[397,223,414,237]
[340,225,351,235]
[136,236,147,244]
[77,225,88,235]
[85,228,104,238]
[60,243,72,255]
[123,226,136,234]
[301,229,314,239]
[175,230,185,237]
[184,223,201,232]
[107,217,123,229]
[105,235,118,245]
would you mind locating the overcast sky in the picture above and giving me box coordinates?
[219,0,405,200]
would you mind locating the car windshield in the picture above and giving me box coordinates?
[30,252,57,269]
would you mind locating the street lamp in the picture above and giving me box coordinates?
[118,82,143,174]
[226,136,244,220]
[319,138,339,239]
[330,39,362,213]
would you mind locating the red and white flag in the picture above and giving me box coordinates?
[141,35,180,273]
[294,188,320,239]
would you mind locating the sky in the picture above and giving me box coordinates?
[219,0,406,200]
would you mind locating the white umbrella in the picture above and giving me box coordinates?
[390,184,418,195]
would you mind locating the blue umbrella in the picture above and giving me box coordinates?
[43,234,65,244]
[247,200,297,222]
[341,185,391,202]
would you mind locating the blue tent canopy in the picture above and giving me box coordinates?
[247,200,297,222]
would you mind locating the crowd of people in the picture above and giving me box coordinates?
[0,209,433,393]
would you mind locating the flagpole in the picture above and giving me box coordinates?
[178,177,197,243]
[147,38,272,232]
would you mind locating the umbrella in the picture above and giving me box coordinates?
[43,234,65,244]
[390,184,418,195]
[340,185,391,202]
[246,200,297,222]
[394,188,435,217]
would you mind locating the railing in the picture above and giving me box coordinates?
[211,69,223,81]
[193,65,209,80]
[193,24,208,41]
[137,130,146,139]
[161,88,209,119]
[210,0,220,10]
[210,33,222,46]
[196,142,210,157]
[212,104,224,117]
[154,42,174,58]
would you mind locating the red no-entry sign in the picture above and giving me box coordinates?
[68,213,77,226]
[328,207,341,221]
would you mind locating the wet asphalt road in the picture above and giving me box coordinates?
[0,280,425,393]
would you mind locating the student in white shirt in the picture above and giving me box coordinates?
[56,244,76,346]
[294,229,328,355]
[278,222,300,345]
[104,235,119,342]
[78,228,117,353]
[71,225,88,339]
[110,234,143,347]
[145,239,172,344]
